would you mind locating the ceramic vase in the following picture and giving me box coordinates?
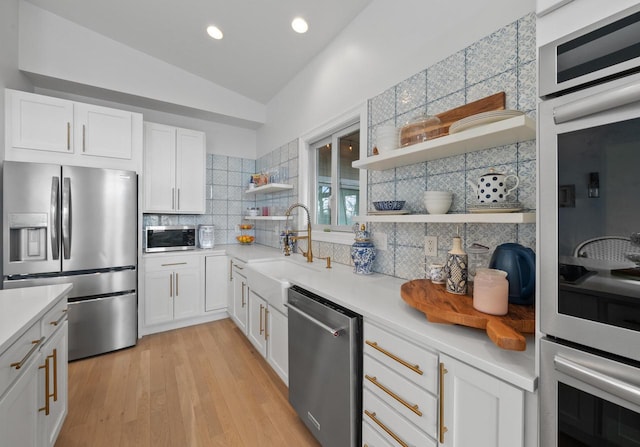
[351,224,376,275]
[444,236,468,295]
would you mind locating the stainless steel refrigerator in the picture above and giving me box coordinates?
[3,161,138,360]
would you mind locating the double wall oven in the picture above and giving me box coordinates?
[539,4,640,446]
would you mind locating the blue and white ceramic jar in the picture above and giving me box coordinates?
[444,235,468,295]
[351,224,376,275]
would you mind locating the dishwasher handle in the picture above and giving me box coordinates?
[286,303,344,337]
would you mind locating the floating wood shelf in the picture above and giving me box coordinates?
[363,212,536,224]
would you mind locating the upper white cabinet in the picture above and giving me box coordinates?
[143,122,206,214]
[74,103,132,159]
[5,89,142,171]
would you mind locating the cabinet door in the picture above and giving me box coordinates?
[231,271,248,333]
[172,265,202,320]
[0,351,41,447]
[440,354,524,447]
[9,90,73,153]
[143,123,176,212]
[266,306,288,385]
[205,256,228,311]
[175,128,205,213]
[143,270,174,325]
[247,290,267,357]
[74,103,132,159]
[41,321,68,447]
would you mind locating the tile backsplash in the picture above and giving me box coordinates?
[144,12,537,282]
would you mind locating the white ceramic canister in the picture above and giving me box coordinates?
[473,268,509,315]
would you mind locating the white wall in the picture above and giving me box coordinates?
[18,0,265,129]
[35,88,257,159]
[258,0,535,155]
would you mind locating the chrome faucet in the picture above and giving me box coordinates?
[285,203,313,263]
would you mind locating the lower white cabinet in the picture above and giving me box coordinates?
[246,289,289,385]
[230,259,248,333]
[205,255,228,312]
[143,254,203,326]
[40,320,68,447]
[439,353,524,447]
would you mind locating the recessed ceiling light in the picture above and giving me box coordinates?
[291,17,308,34]
[206,25,223,40]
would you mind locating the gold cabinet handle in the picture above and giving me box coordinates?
[161,262,187,267]
[172,187,175,209]
[259,304,265,335]
[82,124,86,152]
[365,340,423,375]
[241,282,246,307]
[365,374,422,416]
[364,410,408,447]
[264,308,269,340]
[439,362,448,443]
[177,188,180,210]
[51,349,58,401]
[50,309,68,326]
[67,122,71,150]
[175,273,179,296]
[229,260,233,281]
[39,356,51,415]
[10,337,44,370]
[169,273,173,298]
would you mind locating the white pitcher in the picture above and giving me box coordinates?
[467,168,519,203]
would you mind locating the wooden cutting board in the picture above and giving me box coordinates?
[400,279,535,351]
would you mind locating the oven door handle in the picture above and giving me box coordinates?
[285,303,344,337]
[553,78,640,124]
[555,355,640,406]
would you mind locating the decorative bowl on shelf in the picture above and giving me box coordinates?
[373,200,406,211]
[239,224,254,230]
[236,235,255,245]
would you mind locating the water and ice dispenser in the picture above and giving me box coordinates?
[8,213,48,262]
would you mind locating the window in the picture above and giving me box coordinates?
[310,123,360,229]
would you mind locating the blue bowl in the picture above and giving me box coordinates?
[373,200,405,211]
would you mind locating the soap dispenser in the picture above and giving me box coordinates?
[444,228,468,295]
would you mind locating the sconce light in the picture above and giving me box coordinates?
[588,172,600,198]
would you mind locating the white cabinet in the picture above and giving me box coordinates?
[439,354,524,447]
[205,255,228,312]
[6,89,133,159]
[40,321,68,447]
[143,254,203,326]
[230,259,248,333]
[247,289,288,384]
[143,122,206,214]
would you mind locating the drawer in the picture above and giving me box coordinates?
[364,322,438,394]
[0,322,42,398]
[363,421,394,447]
[41,297,68,339]
[364,354,437,439]
[145,254,200,272]
[363,389,436,447]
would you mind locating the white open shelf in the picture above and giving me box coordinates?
[244,183,293,195]
[353,115,535,171]
[363,212,536,224]
[244,216,289,221]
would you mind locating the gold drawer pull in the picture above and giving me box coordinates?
[50,309,68,326]
[439,362,448,443]
[364,410,408,447]
[10,336,44,370]
[161,262,188,267]
[365,340,423,375]
[39,356,50,415]
[259,304,265,334]
[365,375,422,416]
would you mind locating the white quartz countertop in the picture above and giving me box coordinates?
[0,283,73,354]
[225,244,537,392]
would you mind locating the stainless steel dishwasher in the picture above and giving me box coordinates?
[287,285,362,447]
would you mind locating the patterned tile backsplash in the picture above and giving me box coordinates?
[144,12,537,282]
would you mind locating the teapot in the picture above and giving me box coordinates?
[467,168,519,203]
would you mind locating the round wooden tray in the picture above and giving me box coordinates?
[400,279,535,351]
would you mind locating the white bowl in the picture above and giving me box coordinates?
[424,190,452,196]
[425,201,452,214]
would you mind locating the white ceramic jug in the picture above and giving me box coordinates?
[467,168,519,203]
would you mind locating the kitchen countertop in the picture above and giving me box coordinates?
[222,244,537,392]
[0,283,73,354]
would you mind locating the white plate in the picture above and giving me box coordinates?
[450,110,524,134]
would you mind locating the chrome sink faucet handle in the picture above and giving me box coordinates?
[285,203,313,263]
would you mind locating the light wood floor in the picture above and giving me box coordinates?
[55,318,320,447]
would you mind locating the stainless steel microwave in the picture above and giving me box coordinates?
[144,225,196,252]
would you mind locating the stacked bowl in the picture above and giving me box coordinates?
[375,125,400,153]
[424,191,453,214]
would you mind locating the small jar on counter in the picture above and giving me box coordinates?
[473,268,509,315]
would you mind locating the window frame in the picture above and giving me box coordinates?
[298,103,368,245]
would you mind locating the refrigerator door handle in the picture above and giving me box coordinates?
[62,177,71,259]
[51,177,60,260]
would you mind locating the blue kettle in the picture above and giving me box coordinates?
[488,243,536,305]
